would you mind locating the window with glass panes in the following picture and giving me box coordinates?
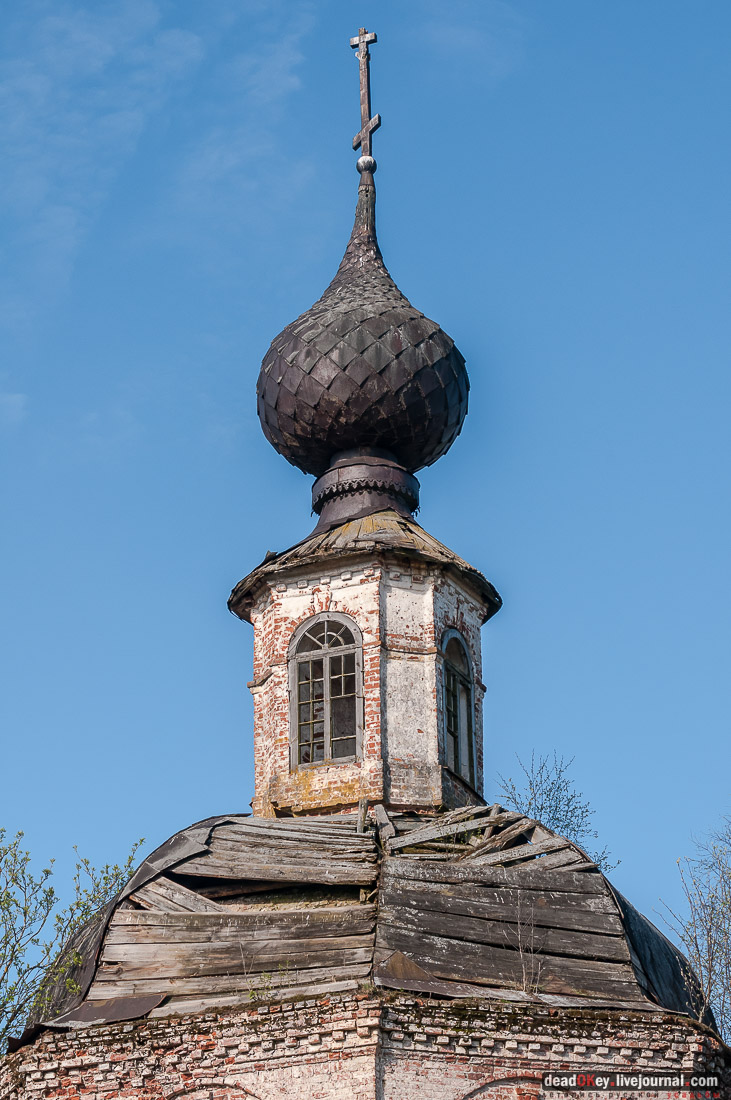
[292,617,361,766]
[443,635,475,787]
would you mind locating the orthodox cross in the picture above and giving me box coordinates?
[350,27,381,158]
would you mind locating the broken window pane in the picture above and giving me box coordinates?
[294,616,361,768]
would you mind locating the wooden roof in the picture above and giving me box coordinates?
[20,804,711,1044]
[228,509,502,622]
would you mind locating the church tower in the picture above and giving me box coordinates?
[229,27,500,818]
[3,27,728,1100]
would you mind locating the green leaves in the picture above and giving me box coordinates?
[0,829,144,1050]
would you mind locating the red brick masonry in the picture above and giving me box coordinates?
[2,991,729,1099]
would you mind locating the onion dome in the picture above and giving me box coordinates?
[256,30,469,529]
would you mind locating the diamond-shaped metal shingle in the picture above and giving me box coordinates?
[256,172,469,476]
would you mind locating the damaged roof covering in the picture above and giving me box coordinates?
[12,803,713,1049]
[228,509,502,623]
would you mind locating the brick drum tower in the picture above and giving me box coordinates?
[2,27,729,1100]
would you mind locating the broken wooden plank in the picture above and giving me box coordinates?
[387,811,524,851]
[521,849,590,871]
[457,818,539,860]
[460,837,572,867]
[421,804,493,829]
[128,877,227,914]
[372,804,396,845]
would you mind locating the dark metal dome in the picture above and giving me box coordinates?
[256,167,469,478]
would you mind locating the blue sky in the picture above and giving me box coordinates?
[1,0,729,928]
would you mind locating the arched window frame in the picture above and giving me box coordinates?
[288,612,364,770]
[440,628,476,789]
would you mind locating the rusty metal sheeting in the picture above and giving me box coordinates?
[612,889,717,1031]
[374,950,488,999]
[120,814,247,900]
[44,996,165,1030]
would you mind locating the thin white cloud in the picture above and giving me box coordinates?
[422,0,530,83]
[0,0,204,327]
[169,12,316,228]
[0,1,318,328]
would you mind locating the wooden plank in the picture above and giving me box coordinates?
[98,940,374,980]
[209,835,376,860]
[88,964,371,1000]
[388,811,523,852]
[202,840,378,864]
[462,838,571,867]
[420,804,493,829]
[392,852,455,861]
[373,804,396,843]
[106,921,376,946]
[384,856,607,895]
[107,907,376,944]
[112,904,375,930]
[128,877,227,914]
[387,816,437,833]
[377,903,630,962]
[528,849,591,871]
[380,879,623,934]
[183,852,372,873]
[208,839,376,861]
[214,822,373,846]
[375,926,640,999]
[458,818,539,860]
[473,804,505,844]
[179,853,376,886]
[236,814,363,830]
[102,934,374,964]
[212,823,375,845]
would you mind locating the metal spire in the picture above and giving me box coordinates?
[350,27,380,168]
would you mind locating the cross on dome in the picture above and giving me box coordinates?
[350,27,381,163]
[256,26,470,528]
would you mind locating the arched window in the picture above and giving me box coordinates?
[442,631,475,787]
[289,614,363,768]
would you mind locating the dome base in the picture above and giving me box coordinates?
[311,448,419,531]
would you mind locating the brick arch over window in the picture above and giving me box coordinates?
[440,627,476,789]
[288,612,364,769]
[459,1078,541,1100]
